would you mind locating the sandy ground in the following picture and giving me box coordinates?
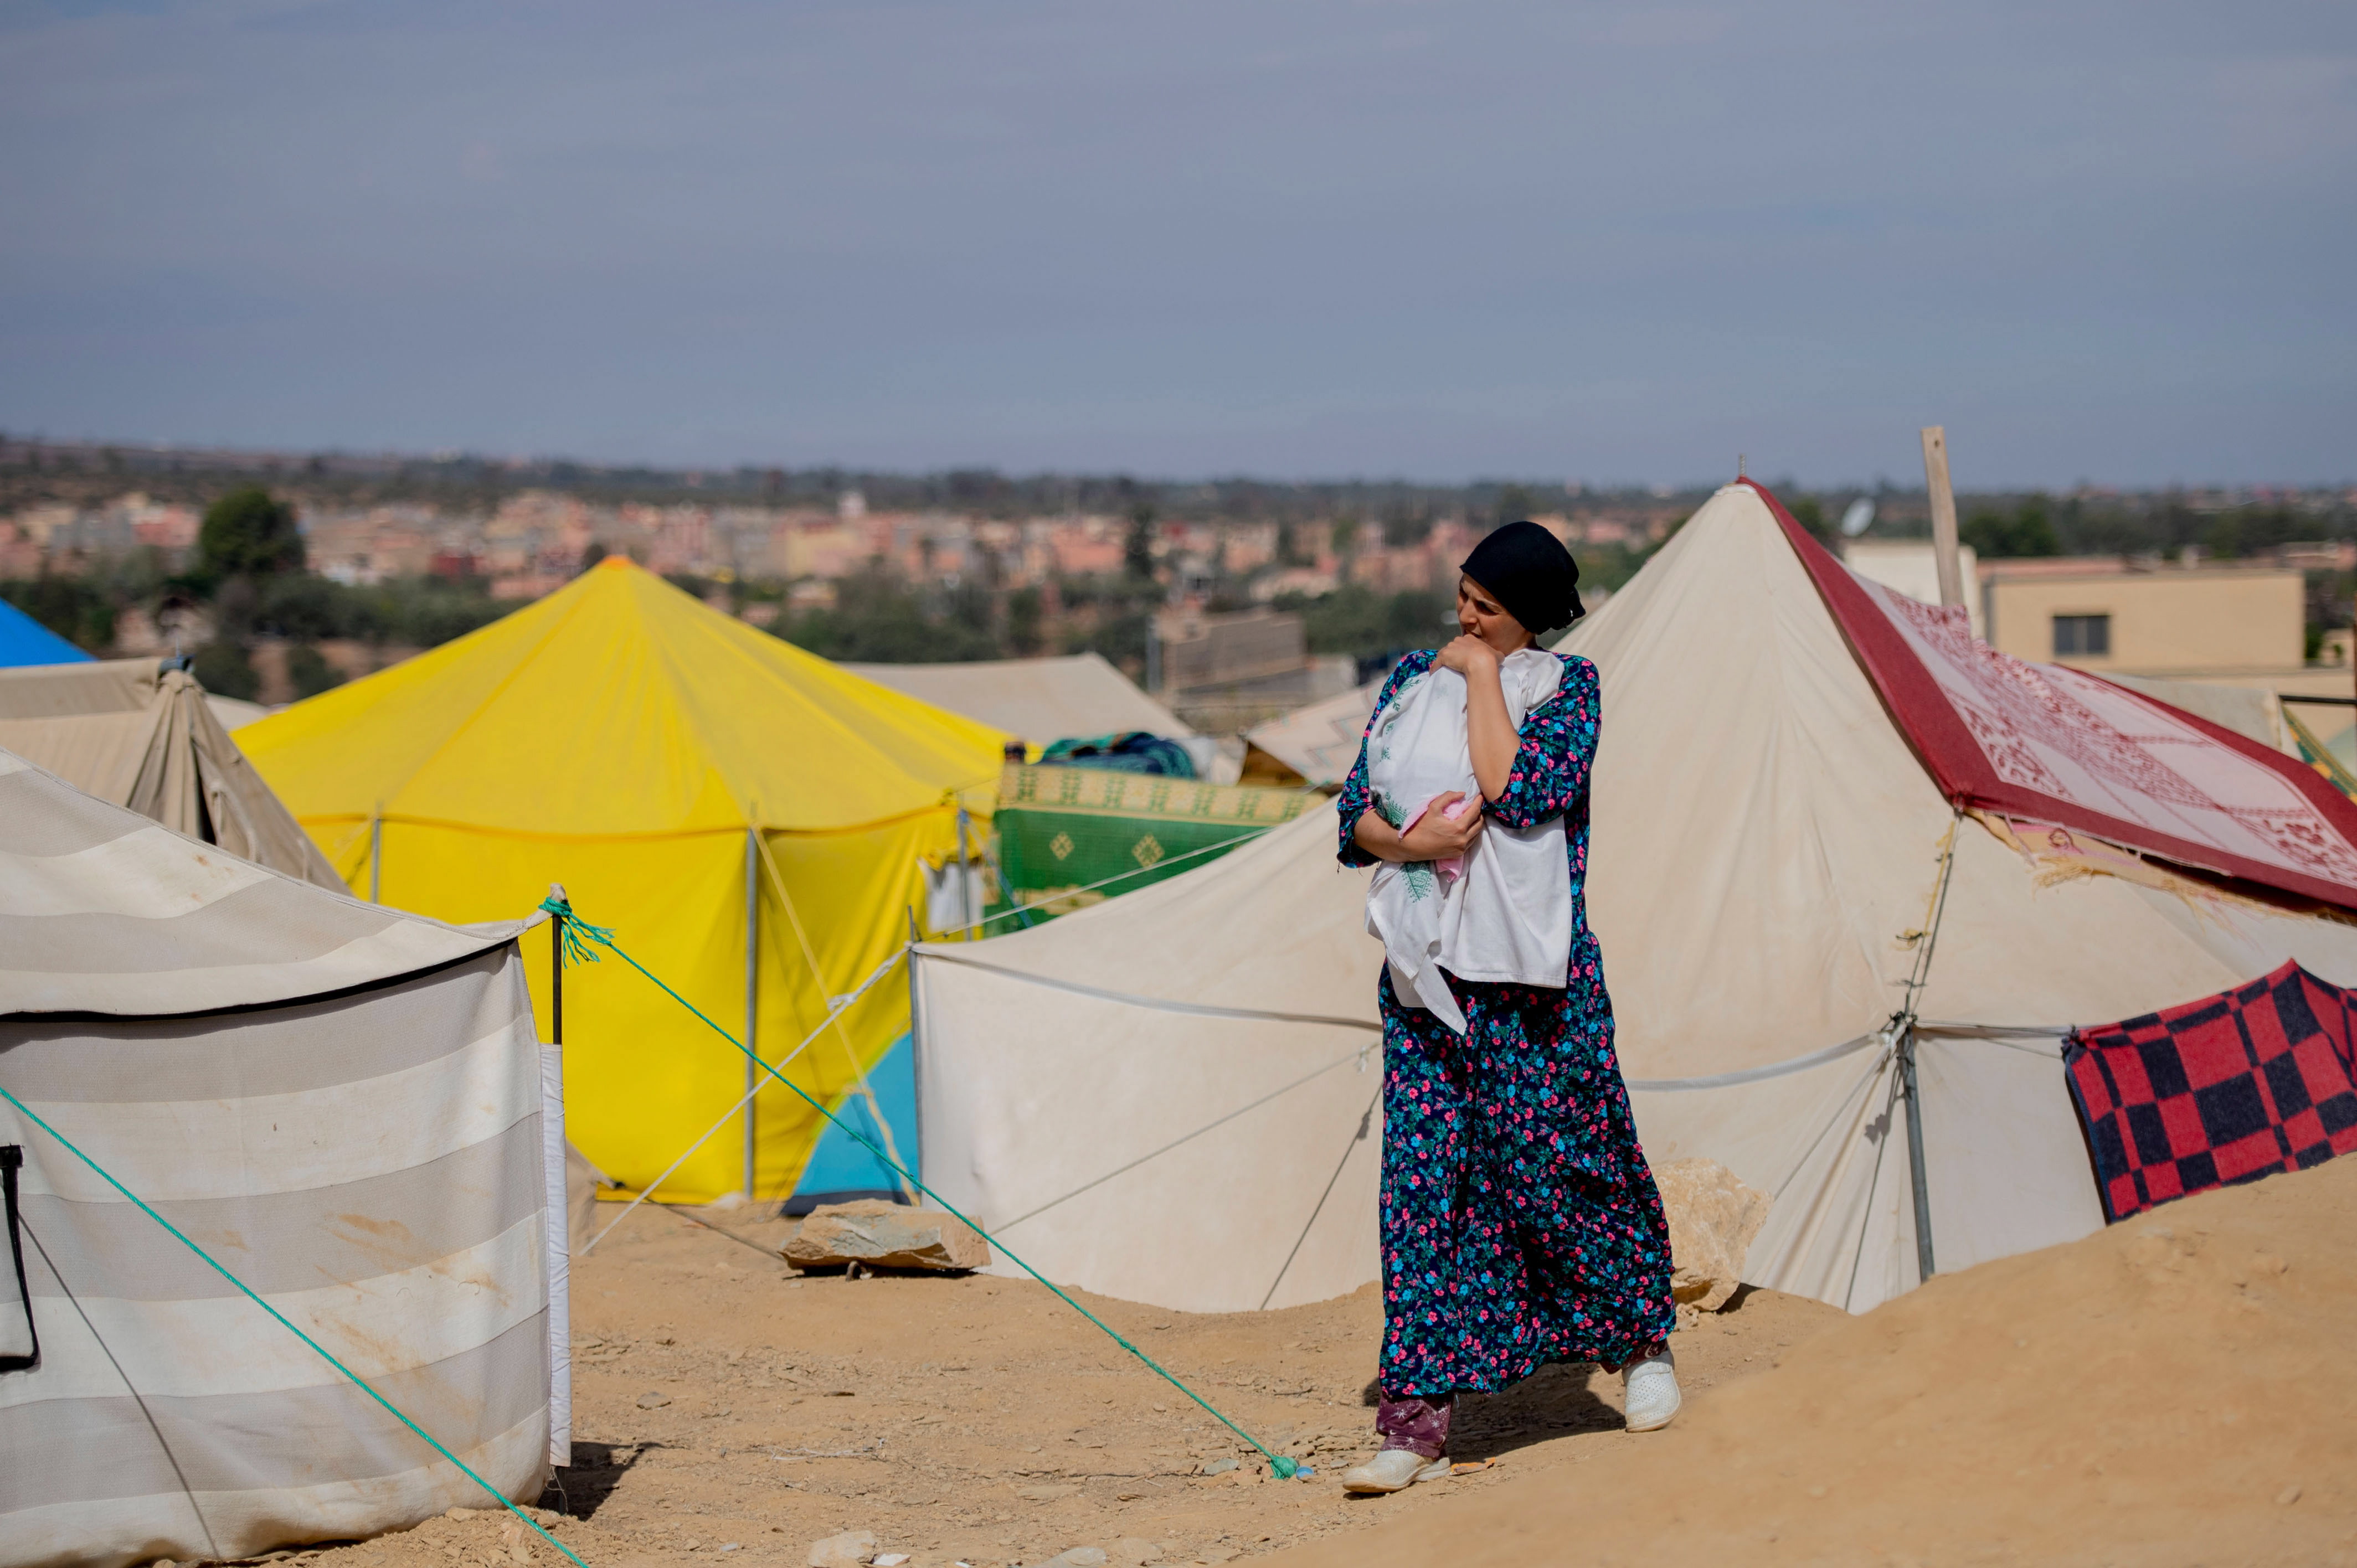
[285,1156,2357,1568]
[286,1201,1836,1568]
[1269,1154,2357,1568]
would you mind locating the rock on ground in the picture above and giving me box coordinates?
[1654,1157,1769,1311]
[805,1526,877,1567]
[781,1200,992,1272]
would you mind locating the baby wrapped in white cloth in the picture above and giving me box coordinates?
[1363,648,1574,1033]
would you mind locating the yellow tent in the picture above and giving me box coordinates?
[237,557,1005,1203]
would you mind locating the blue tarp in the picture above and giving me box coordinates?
[0,600,91,667]
[790,1030,918,1206]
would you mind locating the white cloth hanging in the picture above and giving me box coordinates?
[1362,648,1572,1032]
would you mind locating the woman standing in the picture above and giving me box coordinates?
[1336,522,1678,1495]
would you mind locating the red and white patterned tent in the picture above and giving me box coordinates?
[1756,479,2357,910]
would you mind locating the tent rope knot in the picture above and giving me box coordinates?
[548,895,1304,1481]
[538,895,612,967]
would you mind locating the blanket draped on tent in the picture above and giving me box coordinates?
[2065,961,2357,1221]
[993,761,1315,922]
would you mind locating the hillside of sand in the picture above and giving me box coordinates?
[1270,1156,2357,1568]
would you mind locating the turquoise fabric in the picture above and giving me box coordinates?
[793,1030,917,1199]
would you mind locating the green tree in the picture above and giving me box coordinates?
[286,644,344,699]
[1,574,115,652]
[782,563,1001,663]
[1124,505,1157,580]
[1960,498,2062,559]
[191,641,260,700]
[1006,585,1044,656]
[1493,483,1540,528]
[198,487,306,579]
[1787,497,1833,543]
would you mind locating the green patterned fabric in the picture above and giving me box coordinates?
[994,762,1315,920]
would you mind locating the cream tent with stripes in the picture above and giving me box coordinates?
[912,482,2357,1317]
[0,751,565,1567]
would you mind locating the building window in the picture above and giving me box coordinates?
[2053,613,2111,658]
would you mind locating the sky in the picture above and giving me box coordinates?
[0,1,2351,487]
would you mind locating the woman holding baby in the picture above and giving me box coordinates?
[1336,522,1679,1494]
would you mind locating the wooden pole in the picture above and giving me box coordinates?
[1920,426,1965,610]
[368,804,383,904]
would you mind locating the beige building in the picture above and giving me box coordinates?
[1980,559,2304,677]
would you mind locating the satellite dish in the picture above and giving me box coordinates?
[1839,498,1876,537]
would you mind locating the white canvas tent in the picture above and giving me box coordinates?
[0,658,341,889]
[843,653,1193,749]
[913,482,2357,1317]
[0,751,568,1566]
[915,808,1381,1313]
[1242,680,1378,787]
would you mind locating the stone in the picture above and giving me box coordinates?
[1655,1157,1771,1311]
[1017,1483,1079,1502]
[781,1201,992,1272]
[806,1529,878,1568]
[1050,1551,1109,1568]
[1109,1539,1160,1567]
[636,1391,672,1409]
[1199,1458,1238,1476]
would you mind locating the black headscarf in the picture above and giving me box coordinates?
[1460,520,1584,636]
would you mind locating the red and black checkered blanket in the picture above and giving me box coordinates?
[2065,961,2357,1222]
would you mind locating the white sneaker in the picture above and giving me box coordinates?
[1622,1347,1681,1432]
[1339,1449,1451,1493]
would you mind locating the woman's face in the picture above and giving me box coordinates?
[1457,574,1535,655]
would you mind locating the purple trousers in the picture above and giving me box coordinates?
[1375,1391,1453,1459]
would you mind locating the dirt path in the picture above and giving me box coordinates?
[290,1158,2357,1568]
[292,1203,1836,1568]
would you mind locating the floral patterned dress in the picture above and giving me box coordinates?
[1336,648,1675,1401]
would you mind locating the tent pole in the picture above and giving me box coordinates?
[1900,1023,1934,1283]
[1920,426,1965,610]
[368,803,382,903]
[1893,808,1963,1288]
[548,882,564,1048]
[954,806,974,941]
[743,827,760,1201]
[906,906,924,1193]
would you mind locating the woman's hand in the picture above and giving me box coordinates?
[1352,795,1486,864]
[1434,634,1500,677]
[1398,791,1484,860]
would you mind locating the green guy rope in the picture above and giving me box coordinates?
[537,894,1306,1480]
[0,1082,591,1567]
